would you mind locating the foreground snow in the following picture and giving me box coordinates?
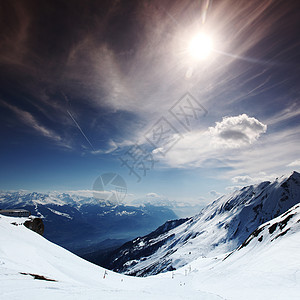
[1,204,300,299]
[184,203,300,300]
[0,215,220,300]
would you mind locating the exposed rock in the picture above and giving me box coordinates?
[24,218,44,236]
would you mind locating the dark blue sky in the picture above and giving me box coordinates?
[0,0,299,207]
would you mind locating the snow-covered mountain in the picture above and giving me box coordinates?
[187,202,300,300]
[104,171,300,276]
[224,202,300,260]
[1,201,299,299]
[0,191,177,257]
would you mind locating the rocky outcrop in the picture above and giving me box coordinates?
[24,218,44,236]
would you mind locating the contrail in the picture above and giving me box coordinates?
[67,110,95,151]
[62,92,95,151]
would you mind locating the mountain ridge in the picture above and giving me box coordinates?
[103,171,300,276]
[0,191,178,258]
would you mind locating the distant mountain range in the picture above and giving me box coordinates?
[0,191,177,257]
[102,171,300,276]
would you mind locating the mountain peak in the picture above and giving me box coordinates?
[106,172,300,276]
[290,170,300,179]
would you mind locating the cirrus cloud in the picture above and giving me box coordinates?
[209,190,222,198]
[231,172,278,185]
[287,159,300,167]
[0,100,62,143]
[232,175,253,184]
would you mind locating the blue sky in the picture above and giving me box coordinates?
[0,0,299,209]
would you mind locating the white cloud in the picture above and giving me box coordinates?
[146,192,160,198]
[226,186,244,192]
[91,140,118,155]
[152,148,164,154]
[152,114,267,169]
[266,103,300,125]
[150,123,299,194]
[149,114,299,195]
[222,125,300,179]
[209,114,267,148]
[231,172,278,186]
[91,138,139,155]
[1,101,62,143]
[232,175,253,184]
[129,193,173,207]
[209,190,222,197]
[92,190,115,198]
[287,159,300,167]
[226,172,280,192]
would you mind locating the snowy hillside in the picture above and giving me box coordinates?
[1,203,299,299]
[225,202,300,259]
[0,214,221,300]
[182,202,300,300]
[105,171,300,276]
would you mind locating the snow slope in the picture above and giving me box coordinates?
[0,215,220,300]
[1,203,300,299]
[187,202,300,300]
[106,171,300,276]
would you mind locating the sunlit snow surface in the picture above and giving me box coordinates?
[1,204,300,300]
[0,215,220,300]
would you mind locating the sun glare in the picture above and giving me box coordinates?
[188,33,213,60]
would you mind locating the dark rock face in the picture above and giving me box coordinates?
[24,218,44,236]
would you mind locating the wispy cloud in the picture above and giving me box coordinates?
[1,100,63,144]
[223,126,300,179]
[1,0,297,147]
[209,190,222,197]
[225,185,244,192]
[91,139,135,155]
[266,103,300,126]
[287,159,300,167]
[232,172,278,185]
[231,175,253,184]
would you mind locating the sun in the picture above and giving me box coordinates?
[188,33,213,60]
